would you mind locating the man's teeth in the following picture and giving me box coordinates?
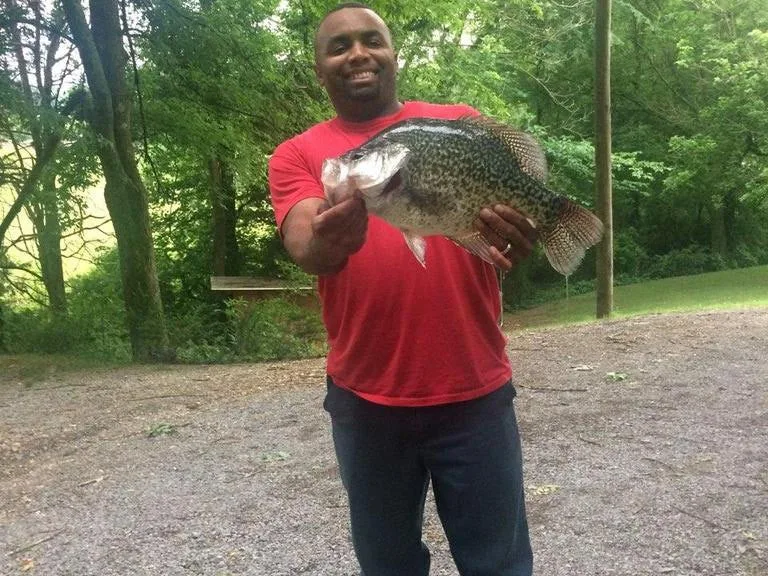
[351,71,374,80]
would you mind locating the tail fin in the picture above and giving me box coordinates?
[541,198,604,276]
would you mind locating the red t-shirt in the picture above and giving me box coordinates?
[268,101,511,407]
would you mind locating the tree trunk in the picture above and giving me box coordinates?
[594,0,614,319]
[708,199,727,257]
[209,157,241,277]
[0,296,6,352]
[29,171,67,316]
[62,0,171,361]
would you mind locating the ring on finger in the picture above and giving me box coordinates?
[500,242,512,255]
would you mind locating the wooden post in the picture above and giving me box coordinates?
[595,0,614,319]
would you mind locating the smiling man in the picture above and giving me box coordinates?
[268,3,536,575]
[313,5,400,121]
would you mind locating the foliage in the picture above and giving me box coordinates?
[2,0,767,358]
[3,248,130,359]
[227,297,326,362]
[644,246,725,279]
[172,297,325,364]
[3,246,325,363]
[134,0,327,290]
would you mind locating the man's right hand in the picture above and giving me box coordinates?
[282,196,368,275]
[313,195,368,257]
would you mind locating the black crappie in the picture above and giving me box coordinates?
[321,116,603,275]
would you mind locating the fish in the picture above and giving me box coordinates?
[321,115,604,275]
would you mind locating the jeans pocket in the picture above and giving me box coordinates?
[323,376,358,424]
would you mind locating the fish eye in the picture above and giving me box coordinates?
[350,151,364,160]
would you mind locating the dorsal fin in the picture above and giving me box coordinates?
[458,114,548,183]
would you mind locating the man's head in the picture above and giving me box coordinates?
[314,3,400,122]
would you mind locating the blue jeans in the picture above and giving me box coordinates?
[324,378,533,576]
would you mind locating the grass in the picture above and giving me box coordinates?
[507,264,768,330]
[3,266,766,378]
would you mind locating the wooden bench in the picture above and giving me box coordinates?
[209,276,319,309]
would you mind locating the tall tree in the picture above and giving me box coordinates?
[61,0,170,361]
[608,0,768,260]
[139,0,321,291]
[1,1,64,274]
[1,0,75,315]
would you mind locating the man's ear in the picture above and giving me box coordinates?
[315,63,325,87]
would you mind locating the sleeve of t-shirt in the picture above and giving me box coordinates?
[460,104,482,118]
[268,138,325,233]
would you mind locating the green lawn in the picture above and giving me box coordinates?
[507,265,768,330]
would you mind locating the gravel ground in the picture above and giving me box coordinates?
[1,309,767,575]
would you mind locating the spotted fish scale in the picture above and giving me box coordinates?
[321,115,604,275]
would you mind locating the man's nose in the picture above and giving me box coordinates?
[348,41,370,61]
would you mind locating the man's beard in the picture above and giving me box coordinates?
[344,81,381,101]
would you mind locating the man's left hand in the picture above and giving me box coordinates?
[474,205,538,271]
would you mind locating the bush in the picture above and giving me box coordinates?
[3,306,131,360]
[168,303,234,363]
[3,308,70,354]
[171,297,325,364]
[728,244,768,269]
[646,246,726,279]
[64,250,132,360]
[3,244,321,364]
[230,297,326,362]
[614,229,651,280]
[2,249,130,360]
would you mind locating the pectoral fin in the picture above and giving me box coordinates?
[451,231,497,266]
[403,232,427,267]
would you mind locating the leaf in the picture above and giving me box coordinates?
[147,423,177,438]
[527,484,560,496]
[571,364,595,372]
[606,372,628,382]
[259,450,290,463]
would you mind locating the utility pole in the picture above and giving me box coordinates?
[595,0,614,318]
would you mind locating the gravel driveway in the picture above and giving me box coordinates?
[1,309,766,575]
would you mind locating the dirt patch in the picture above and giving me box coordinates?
[1,309,766,575]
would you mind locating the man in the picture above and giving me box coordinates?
[268,3,537,575]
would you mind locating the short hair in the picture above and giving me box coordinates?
[321,2,374,23]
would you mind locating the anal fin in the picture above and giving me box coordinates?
[451,231,497,266]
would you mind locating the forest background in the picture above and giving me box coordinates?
[1,0,766,363]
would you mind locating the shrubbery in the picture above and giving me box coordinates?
[504,229,768,311]
[1,249,326,363]
[4,235,766,359]
[3,250,131,360]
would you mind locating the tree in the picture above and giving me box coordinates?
[61,0,170,361]
[0,0,76,315]
[609,0,768,261]
[138,0,326,295]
